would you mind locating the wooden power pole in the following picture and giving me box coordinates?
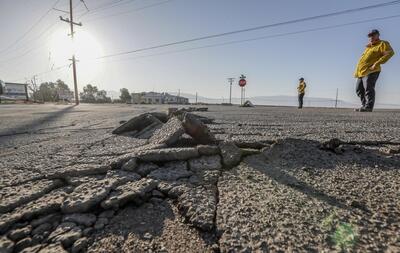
[227,78,235,105]
[60,0,82,105]
[335,88,338,108]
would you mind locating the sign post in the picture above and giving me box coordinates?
[238,74,247,105]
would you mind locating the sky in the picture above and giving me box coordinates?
[0,0,400,105]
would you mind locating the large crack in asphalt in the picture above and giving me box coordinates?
[211,171,222,253]
[1,110,400,252]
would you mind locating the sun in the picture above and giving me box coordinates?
[48,28,104,80]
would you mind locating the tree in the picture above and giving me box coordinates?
[120,88,131,103]
[80,84,98,103]
[55,80,70,93]
[38,82,57,102]
[95,90,112,103]
[80,84,111,103]
[29,79,71,102]
[54,79,72,101]
[28,80,40,101]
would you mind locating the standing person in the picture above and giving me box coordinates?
[297,78,306,109]
[354,29,394,112]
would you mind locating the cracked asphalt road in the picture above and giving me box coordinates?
[1,104,399,252]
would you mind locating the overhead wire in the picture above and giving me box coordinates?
[0,23,61,64]
[6,1,400,84]
[91,14,400,65]
[83,0,173,22]
[0,0,172,66]
[96,0,400,59]
[9,64,70,83]
[0,0,88,59]
[0,0,62,55]
[78,0,134,18]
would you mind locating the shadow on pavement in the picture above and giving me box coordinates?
[244,138,399,212]
[244,154,349,210]
[0,105,76,138]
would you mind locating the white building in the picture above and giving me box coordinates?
[131,92,189,104]
[1,82,28,100]
[163,93,189,104]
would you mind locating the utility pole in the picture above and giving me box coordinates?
[227,78,235,104]
[32,75,43,102]
[24,82,29,101]
[195,92,198,104]
[335,88,339,108]
[60,0,82,105]
[0,80,3,104]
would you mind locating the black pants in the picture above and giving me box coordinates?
[356,72,380,109]
[298,93,304,108]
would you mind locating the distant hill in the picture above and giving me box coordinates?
[167,92,400,109]
[168,92,356,108]
[105,90,400,109]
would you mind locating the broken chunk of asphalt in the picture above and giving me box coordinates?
[101,178,158,209]
[136,148,200,162]
[112,113,163,136]
[182,113,216,145]
[149,117,185,146]
[113,111,216,146]
[0,111,260,252]
[219,141,242,168]
[148,112,169,123]
[319,138,344,154]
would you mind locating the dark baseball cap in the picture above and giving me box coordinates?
[368,29,380,37]
[299,77,304,81]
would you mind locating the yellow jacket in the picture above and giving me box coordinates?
[298,81,306,94]
[354,40,394,78]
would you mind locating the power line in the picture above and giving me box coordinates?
[0,45,46,65]
[92,13,400,64]
[84,0,173,22]
[10,13,388,83]
[9,64,70,83]
[0,0,172,61]
[7,3,400,85]
[80,0,89,12]
[78,0,133,18]
[0,24,61,64]
[97,0,400,59]
[8,12,400,83]
[0,18,62,58]
[87,0,126,11]
[0,0,62,55]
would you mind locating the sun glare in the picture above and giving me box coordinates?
[49,29,104,80]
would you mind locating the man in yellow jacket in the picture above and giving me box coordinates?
[297,77,306,109]
[354,29,394,112]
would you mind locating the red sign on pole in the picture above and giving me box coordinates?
[239,79,246,87]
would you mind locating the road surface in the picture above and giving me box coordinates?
[0,104,399,252]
